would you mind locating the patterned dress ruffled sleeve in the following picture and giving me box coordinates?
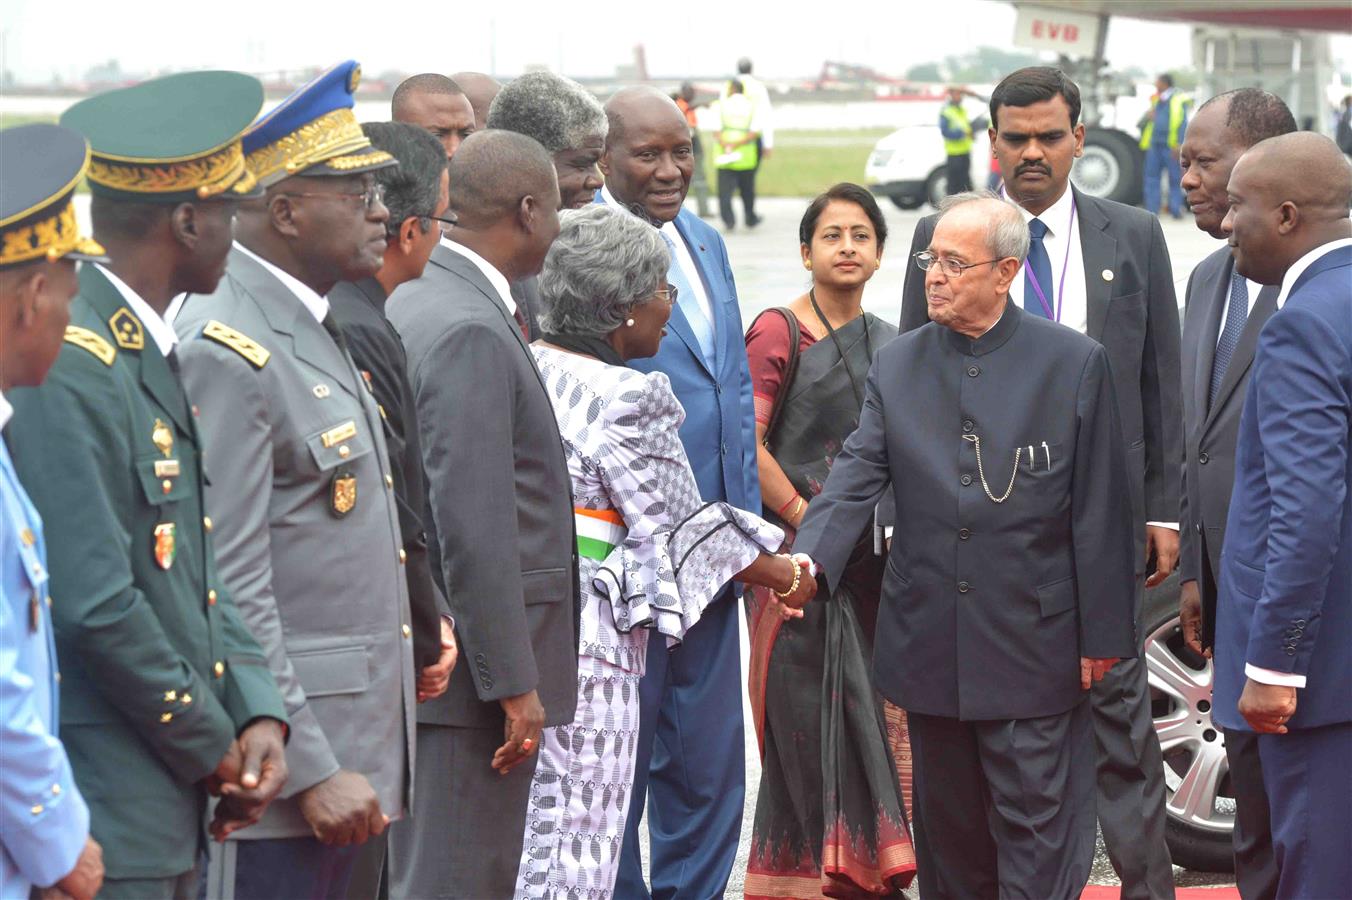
[590,368,783,647]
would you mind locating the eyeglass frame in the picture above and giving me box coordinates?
[912,250,1009,278]
[276,182,387,211]
[651,283,679,305]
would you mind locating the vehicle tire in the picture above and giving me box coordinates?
[1073,128,1142,205]
[1143,573,1237,873]
[891,194,924,211]
[924,167,947,210]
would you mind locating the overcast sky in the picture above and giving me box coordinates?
[4,0,1349,85]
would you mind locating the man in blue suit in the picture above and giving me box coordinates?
[598,86,759,899]
[1215,131,1352,900]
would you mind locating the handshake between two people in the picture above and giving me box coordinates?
[739,552,819,622]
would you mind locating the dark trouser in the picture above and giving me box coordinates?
[907,699,1096,900]
[1092,581,1175,900]
[386,723,538,900]
[1225,728,1279,900]
[344,833,387,900]
[945,153,972,195]
[1143,144,1183,215]
[1258,721,1352,900]
[97,866,199,899]
[213,838,360,900]
[615,588,745,900]
[717,168,758,229]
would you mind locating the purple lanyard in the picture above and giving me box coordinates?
[1024,199,1076,322]
[1002,188,1077,322]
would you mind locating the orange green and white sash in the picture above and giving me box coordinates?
[575,507,627,560]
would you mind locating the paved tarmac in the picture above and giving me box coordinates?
[635,196,1237,897]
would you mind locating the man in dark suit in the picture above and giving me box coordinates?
[327,121,457,900]
[1176,89,1296,899]
[799,193,1138,898]
[598,87,762,899]
[385,130,577,899]
[899,67,1182,899]
[1213,132,1352,900]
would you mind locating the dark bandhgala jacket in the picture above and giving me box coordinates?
[795,302,1138,721]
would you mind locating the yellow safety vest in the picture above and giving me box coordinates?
[941,103,973,156]
[1139,92,1189,149]
[717,94,758,171]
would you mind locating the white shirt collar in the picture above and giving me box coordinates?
[602,183,687,245]
[94,264,179,356]
[233,240,329,323]
[1013,183,1075,237]
[0,390,11,431]
[439,236,516,315]
[1275,237,1352,310]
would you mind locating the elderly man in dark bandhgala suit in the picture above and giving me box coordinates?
[899,68,1181,899]
[796,193,1138,900]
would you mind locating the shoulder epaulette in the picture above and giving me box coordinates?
[63,326,116,366]
[201,319,270,369]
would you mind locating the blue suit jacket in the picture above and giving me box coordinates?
[597,196,759,511]
[1213,245,1352,731]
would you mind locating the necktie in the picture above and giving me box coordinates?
[660,231,716,366]
[1024,217,1054,319]
[320,312,349,352]
[1210,271,1249,408]
[512,306,530,343]
[165,346,182,378]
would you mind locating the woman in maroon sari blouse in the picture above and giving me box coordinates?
[744,183,916,899]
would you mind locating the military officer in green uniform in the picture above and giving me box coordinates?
[6,72,290,899]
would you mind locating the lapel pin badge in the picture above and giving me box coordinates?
[313,384,331,399]
[1102,269,1114,282]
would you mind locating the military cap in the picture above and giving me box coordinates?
[243,60,396,187]
[0,124,107,269]
[60,70,265,203]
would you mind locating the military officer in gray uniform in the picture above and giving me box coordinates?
[174,61,416,899]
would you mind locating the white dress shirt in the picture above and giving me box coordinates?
[1244,236,1352,690]
[601,185,715,329]
[233,241,329,324]
[96,264,178,356]
[0,391,11,431]
[438,236,517,317]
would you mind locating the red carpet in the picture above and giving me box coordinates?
[1081,888,1240,899]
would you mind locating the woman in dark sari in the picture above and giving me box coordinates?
[744,183,916,899]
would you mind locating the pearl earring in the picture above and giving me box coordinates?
[626,318,636,327]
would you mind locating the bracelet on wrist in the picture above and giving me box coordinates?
[772,555,802,599]
[776,494,799,517]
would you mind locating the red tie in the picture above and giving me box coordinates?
[513,307,530,343]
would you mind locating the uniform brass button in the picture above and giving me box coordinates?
[960,474,973,486]
[51,784,61,796]
[160,712,173,723]
[213,661,225,678]
[338,445,351,459]
[161,479,173,494]
[398,549,407,564]
[958,581,971,593]
[402,624,411,638]
[385,474,393,488]
[959,528,972,540]
[207,589,218,606]
[203,516,213,532]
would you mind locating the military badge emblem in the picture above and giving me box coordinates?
[331,468,357,517]
[152,418,174,458]
[109,308,145,350]
[153,522,176,569]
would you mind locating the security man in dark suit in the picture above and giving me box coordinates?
[1177,88,1297,900]
[6,72,290,898]
[899,67,1183,899]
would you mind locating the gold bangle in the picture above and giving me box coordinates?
[791,496,805,520]
[772,556,802,599]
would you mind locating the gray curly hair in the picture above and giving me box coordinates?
[486,71,608,154]
[539,205,669,336]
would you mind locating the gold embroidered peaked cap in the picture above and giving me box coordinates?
[242,60,396,187]
[0,124,108,269]
[60,71,265,203]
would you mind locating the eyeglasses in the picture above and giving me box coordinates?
[278,182,386,211]
[423,214,458,229]
[913,250,1004,278]
[652,283,679,305]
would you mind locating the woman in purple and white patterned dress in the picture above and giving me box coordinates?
[514,205,815,899]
